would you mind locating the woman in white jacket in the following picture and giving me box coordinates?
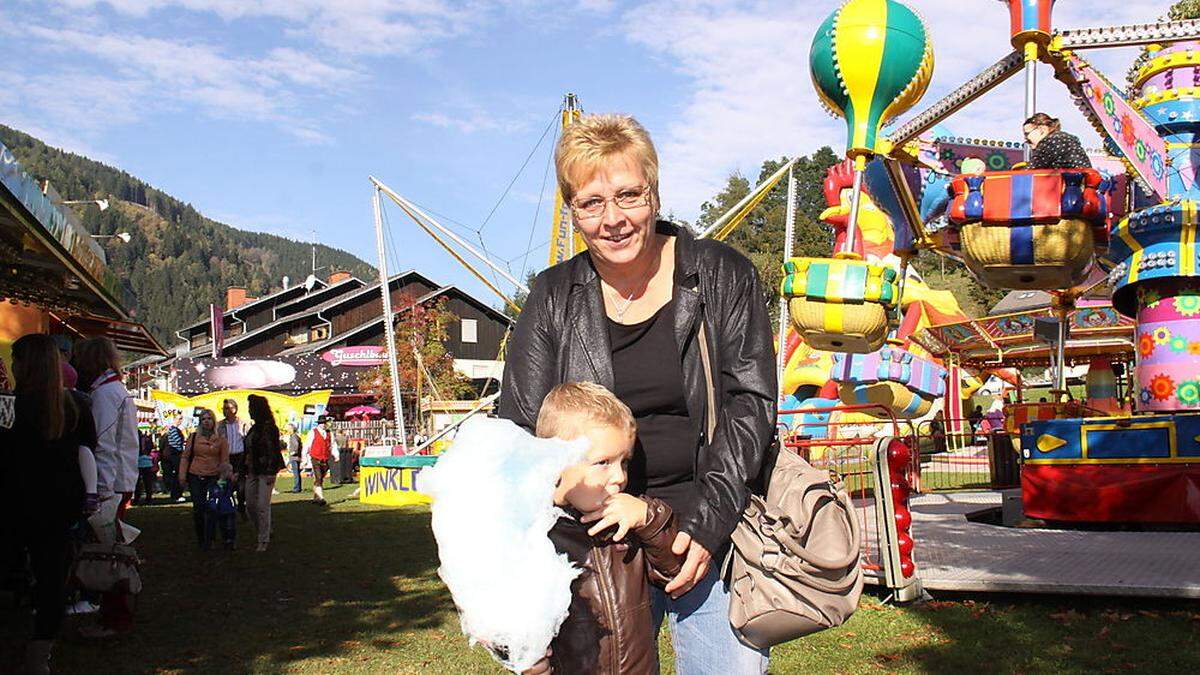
[73,337,139,636]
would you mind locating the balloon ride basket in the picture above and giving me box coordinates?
[947,169,1111,291]
[781,257,899,354]
[831,346,947,420]
[958,220,1095,290]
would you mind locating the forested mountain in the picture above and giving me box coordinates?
[0,124,375,347]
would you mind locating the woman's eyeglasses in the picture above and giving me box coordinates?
[571,186,651,220]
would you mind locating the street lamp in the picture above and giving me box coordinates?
[91,232,132,243]
[62,199,109,211]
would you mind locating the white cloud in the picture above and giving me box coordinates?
[411,109,531,134]
[0,20,362,144]
[43,0,490,57]
[621,0,1171,219]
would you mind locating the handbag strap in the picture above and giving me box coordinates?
[697,321,717,440]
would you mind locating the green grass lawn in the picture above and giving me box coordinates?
[3,478,1198,674]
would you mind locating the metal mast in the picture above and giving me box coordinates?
[371,185,408,451]
[547,93,583,267]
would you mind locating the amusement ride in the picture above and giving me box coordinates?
[364,0,1200,597]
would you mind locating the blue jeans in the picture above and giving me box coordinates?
[652,562,769,674]
[289,459,302,492]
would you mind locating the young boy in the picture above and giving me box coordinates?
[526,382,682,675]
[205,462,237,550]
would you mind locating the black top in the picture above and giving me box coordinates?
[1029,130,1092,170]
[244,423,287,477]
[607,297,696,518]
[0,390,96,526]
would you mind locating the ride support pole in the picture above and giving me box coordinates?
[1023,41,1038,162]
[776,167,797,399]
[841,155,868,258]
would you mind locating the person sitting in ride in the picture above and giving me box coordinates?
[1023,113,1092,170]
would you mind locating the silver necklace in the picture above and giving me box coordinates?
[606,262,656,321]
[609,284,638,321]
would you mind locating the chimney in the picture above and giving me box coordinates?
[329,271,352,284]
[226,287,250,310]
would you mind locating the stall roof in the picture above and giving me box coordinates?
[52,311,166,356]
[912,303,1135,368]
[1,140,164,355]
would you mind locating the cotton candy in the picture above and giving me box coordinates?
[423,417,587,672]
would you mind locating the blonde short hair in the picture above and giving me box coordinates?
[536,382,636,441]
[555,114,659,207]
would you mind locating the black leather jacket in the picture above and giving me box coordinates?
[499,221,777,555]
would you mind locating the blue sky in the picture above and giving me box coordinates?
[0,0,1166,314]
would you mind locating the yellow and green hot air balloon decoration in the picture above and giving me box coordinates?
[783,0,933,354]
[810,0,933,168]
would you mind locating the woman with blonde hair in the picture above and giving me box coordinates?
[500,114,776,673]
[0,334,97,672]
[179,407,233,550]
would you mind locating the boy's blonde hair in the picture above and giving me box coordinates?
[536,382,636,441]
[555,114,659,207]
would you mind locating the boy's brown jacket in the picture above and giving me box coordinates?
[548,497,682,674]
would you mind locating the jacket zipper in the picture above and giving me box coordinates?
[593,550,620,668]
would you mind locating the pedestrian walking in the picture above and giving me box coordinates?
[159,412,186,503]
[285,423,303,493]
[179,408,233,550]
[302,417,338,505]
[217,399,247,520]
[135,433,155,504]
[243,394,286,552]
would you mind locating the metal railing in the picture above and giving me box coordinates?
[779,403,913,580]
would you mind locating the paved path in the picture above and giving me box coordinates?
[898,491,1200,598]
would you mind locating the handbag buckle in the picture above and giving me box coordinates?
[761,550,780,574]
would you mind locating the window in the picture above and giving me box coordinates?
[460,318,478,344]
[286,325,310,345]
[311,325,330,341]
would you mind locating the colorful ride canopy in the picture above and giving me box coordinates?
[810,0,934,158]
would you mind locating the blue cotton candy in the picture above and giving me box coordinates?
[423,417,587,672]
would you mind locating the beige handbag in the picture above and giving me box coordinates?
[697,324,863,649]
[72,541,143,594]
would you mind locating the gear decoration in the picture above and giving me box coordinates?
[1176,380,1200,406]
[1138,332,1156,357]
[1152,326,1172,344]
[1150,373,1176,401]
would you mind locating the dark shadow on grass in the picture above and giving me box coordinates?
[2,492,457,674]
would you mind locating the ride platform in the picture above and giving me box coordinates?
[889,490,1200,598]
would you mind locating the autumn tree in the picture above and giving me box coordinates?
[357,295,475,416]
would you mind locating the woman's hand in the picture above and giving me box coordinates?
[581,494,648,542]
[663,532,711,598]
